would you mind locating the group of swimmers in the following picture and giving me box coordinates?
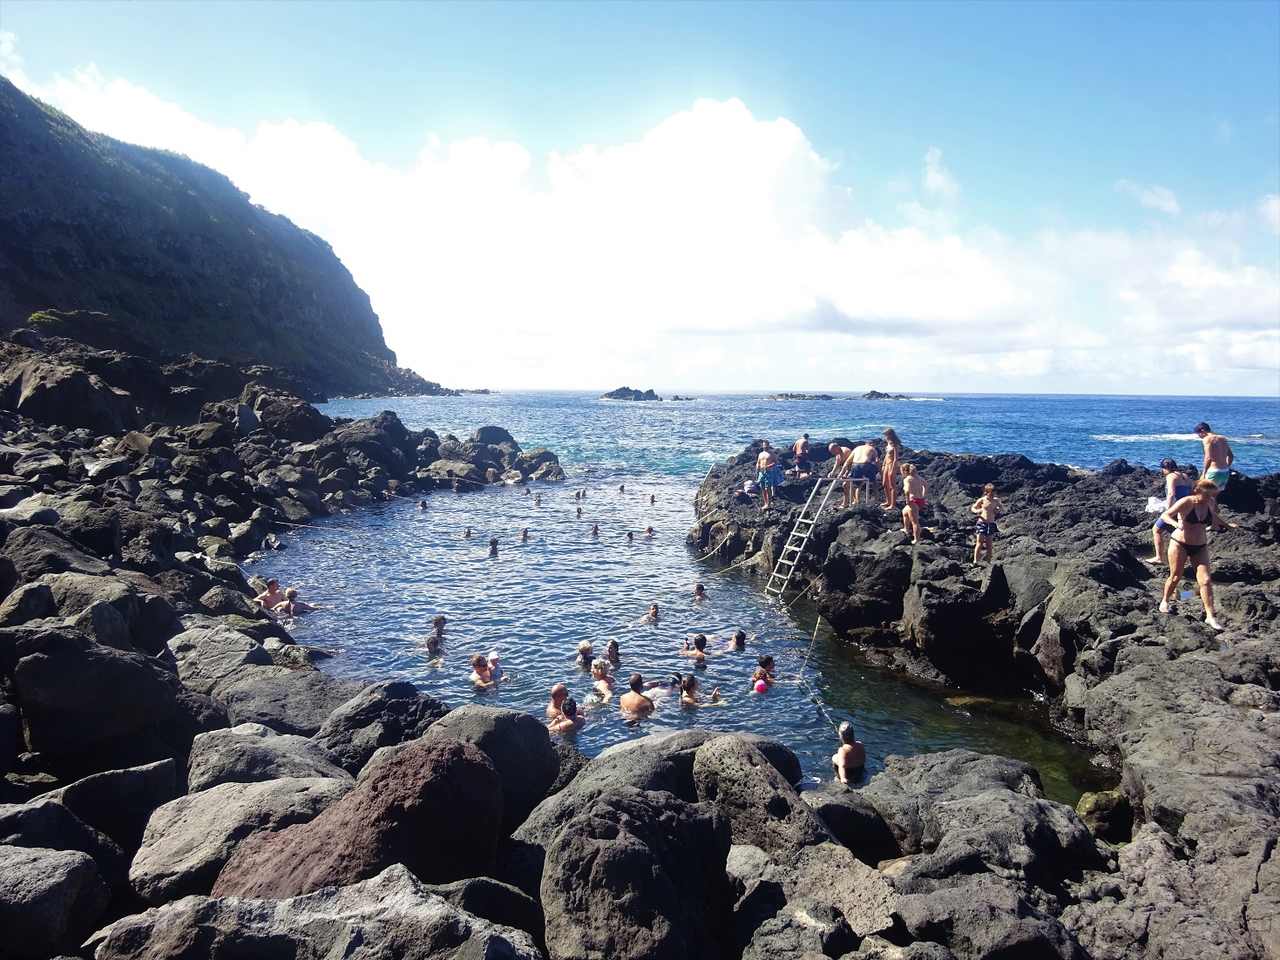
[252,578,320,618]
[760,428,1007,557]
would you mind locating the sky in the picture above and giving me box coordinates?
[1,0,1278,395]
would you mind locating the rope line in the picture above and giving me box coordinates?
[795,614,841,732]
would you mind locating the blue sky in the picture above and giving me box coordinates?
[1,0,1278,393]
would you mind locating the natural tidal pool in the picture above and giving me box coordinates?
[260,466,1109,804]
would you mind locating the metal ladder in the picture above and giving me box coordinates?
[764,468,848,600]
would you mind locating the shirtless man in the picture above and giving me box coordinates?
[827,442,855,507]
[970,482,1004,562]
[254,578,286,611]
[755,442,783,509]
[791,433,813,478]
[546,682,568,719]
[1195,422,1234,490]
[848,440,880,505]
[619,673,655,716]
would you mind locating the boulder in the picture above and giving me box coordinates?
[312,679,449,774]
[0,798,127,889]
[540,787,732,960]
[211,737,502,898]
[166,624,273,696]
[691,735,831,859]
[0,357,140,434]
[423,704,557,832]
[87,864,544,960]
[187,723,352,792]
[0,845,111,959]
[801,781,901,865]
[471,426,516,447]
[33,759,178,853]
[129,776,350,904]
[423,875,545,946]
[741,898,857,960]
[1,524,112,581]
[425,459,484,483]
[217,665,365,736]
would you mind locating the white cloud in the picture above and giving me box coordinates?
[922,146,959,200]
[1261,194,1280,235]
[1114,179,1181,216]
[0,31,31,90]
[4,38,1278,396]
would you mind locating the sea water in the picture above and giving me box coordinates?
[259,392,1278,803]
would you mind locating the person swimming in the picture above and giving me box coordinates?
[619,484,625,493]
[619,673,655,715]
[577,506,583,518]
[521,527,530,543]
[546,682,568,719]
[681,633,709,665]
[751,655,776,692]
[463,527,472,539]
[693,583,707,602]
[606,638,620,663]
[470,653,499,690]
[432,615,447,639]
[548,697,584,734]
[644,526,655,538]
[486,651,504,681]
[591,658,615,698]
[523,486,531,497]
[727,629,748,651]
[276,587,319,618]
[627,531,634,543]
[418,500,428,511]
[831,721,866,784]
[650,494,656,505]
[534,493,542,506]
[576,640,594,668]
[590,523,600,538]
[641,603,660,623]
[488,537,499,558]
[680,674,721,707]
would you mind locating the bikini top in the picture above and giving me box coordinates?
[1183,502,1211,528]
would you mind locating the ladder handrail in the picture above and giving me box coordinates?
[765,461,852,598]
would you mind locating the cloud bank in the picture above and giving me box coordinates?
[2,33,1277,394]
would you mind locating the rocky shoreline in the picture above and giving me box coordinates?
[689,440,1280,960]
[2,324,1277,959]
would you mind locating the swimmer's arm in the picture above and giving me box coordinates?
[1225,442,1234,467]
[1160,496,1191,528]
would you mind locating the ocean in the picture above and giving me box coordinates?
[258,391,1278,802]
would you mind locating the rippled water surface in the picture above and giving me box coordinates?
[260,391,1278,804]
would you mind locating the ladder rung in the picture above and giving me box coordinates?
[777,559,795,567]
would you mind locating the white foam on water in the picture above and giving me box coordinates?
[909,397,946,402]
[1091,433,1199,442]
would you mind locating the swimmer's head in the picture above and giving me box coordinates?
[471,653,488,671]
[550,682,568,703]
[838,721,856,745]
[681,675,698,695]
[733,629,747,645]
[562,697,578,720]
[692,634,706,651]
[758,655,775,671]
[669,672,683,687]
[629,672,644,693]
[693,583,706,597]
[591,659,609,678]
[285,588,298,600]
[577,640,593,657]
[606,639,619,656]
[487,651,500,665]
[266,579,279,590]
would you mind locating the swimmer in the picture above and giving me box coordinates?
[277,587,319,618]
[575,490,581,501]
[463,527,472,539]
[681,633,709,665]
[680,674,722,707]
[577,506,583,519]
[576,640,594,668]
[751,655,776,692]
[521,527,530,543]
[432,615,447,640]
[591,659,615,698]
[418,500,427,511]
[645,526,655,538]
[424,631,442,657]
[727,629,748,651]
[548,697,584,734]
[534,493,542,506]
[627,531,634,543]
[619,673,655,716]
[486,651,504,681]
[606,638,620,663]
[590,523,600,538]
[523,486,531,497]
[832,721,866,785]
[453,478,462,494]
[644,672,683,699]
[693,583,707,602]
[470,653,499,690]
[619,484,625,493]
[581,488,587,499]
[488,537,499,558]
[546,682,568,719]
[641,603,660,623]
[254,578,286,611]
[650,494,656,505]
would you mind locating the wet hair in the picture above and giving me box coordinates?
[733,629,747,645]
[471,654,488,670]
[681,675,698,695]
[606,639,619,656]
[983,483,995,494]
[591,658,609,676]
[562,697,578,719]
[1194,422,1211,433]
[285,588,298,599]
[802,433,809,440]
[432,615,446,628]
[694,583,705,595]
[629,672,644,693]
[266,579,279,588]
[838,721,856,745]
[577,641,593,660]
[1160,458,1178,473]
[883,427,901,447]
[758,655,775,670]
[692,634,707,651]
[669,672,683,687]
[1193,478,1219,494]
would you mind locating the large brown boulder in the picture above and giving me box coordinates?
[211,736,502,899]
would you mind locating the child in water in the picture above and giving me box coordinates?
[831,721,866,785]
[470,653,500,690]
[576,640,594,668]
[751,655,776,693]
[693,583,708,602]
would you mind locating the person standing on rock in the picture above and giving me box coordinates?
[756,442,783,509]
[620,673,655,716]
[827,441,855,506]
[831,721,866,785]
[792,433,813,478]
[969,482,1003,562]
[847,440,880,505]
[1194,422,1234,490]
[1159,478,1228,631]
[881,428,903,509]
[901,465,928,545]
[1145,459,1193,566]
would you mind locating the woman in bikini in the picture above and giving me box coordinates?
[1159,478,1226,631]
[900,464,927,545]
[880,428,903,509]
[1144,458,1192,567]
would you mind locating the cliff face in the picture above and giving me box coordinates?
[0,76,444,398]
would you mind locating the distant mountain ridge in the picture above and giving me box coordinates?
[0,75,447,398]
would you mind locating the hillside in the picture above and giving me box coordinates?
[0,75,446,398]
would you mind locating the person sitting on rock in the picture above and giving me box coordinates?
[470,653,500,690]
[549,697,585,734]
[576,640,594,668]
[619,673,655,716]
[547,682,569,719]
[276,588,318,618]
[591,658,615,699]
[751,655,776,692]
[680,674,722,707]
[254,578,286,611]
[832,721,866,785]
[969,482,1004,562]
[901,464,928,545]
[681,633,710,666]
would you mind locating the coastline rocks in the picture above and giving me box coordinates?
[0,355,141,435]
[129,776,350,904]
[423,704,557,833]
[862,389,910,400]
[601,386,662,401]
[0,844,111,959]
[88,864,545,960]
[187,723,352,792]
[540,787,732,960]
[32,759,178,853]
[211,737,502,898]
[312,679,450,774]
[768,392,834,401]
[216,665,365,736]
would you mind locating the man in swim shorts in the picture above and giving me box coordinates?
[846,440,879,506]
[791,433,812,477]
[1195,422,1234,490]
[755,442,784,509]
